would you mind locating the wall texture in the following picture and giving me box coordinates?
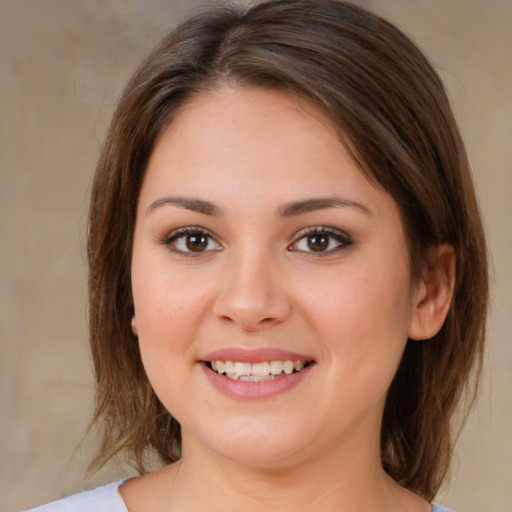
[369,2,512,510]
[1,1,510,511]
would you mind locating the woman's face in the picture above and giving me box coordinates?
[131,86,421,467]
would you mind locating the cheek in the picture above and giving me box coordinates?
[300,258,413,378]
[308,268,410,335]
[131,271,211,414]
[133,273,210,348]
[130,249,217,388]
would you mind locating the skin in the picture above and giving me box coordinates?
[122,86,454,511]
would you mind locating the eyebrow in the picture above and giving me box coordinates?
[279,197,372,217]
[146,196,222,216]
[146,195,372,217]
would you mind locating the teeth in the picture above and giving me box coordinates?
[225,361,236,375]
[270,361,283,375]
[209,360,309,381]
[233,362,251,376]
[283,360,294,375]
[252,362,270,377]
[294,360,305,371]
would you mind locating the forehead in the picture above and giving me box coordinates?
[143,86,375,199]
[162,85,341,155]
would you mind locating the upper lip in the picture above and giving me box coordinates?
[200,347,315,364]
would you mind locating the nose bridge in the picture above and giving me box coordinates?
[213,242,291,331]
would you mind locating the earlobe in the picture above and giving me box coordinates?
[131,315,138,336]
[408,244,456,341]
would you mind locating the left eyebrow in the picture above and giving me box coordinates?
[279,197,373,217]
[146,196,223,216]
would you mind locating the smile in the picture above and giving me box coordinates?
[207,360,310,381]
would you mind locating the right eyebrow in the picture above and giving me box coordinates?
[146,196,223,216]
[279,196,373,217]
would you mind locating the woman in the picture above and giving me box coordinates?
[27,0,488,510]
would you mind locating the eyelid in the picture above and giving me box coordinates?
[288,225,353,254]
[159,226,222,255]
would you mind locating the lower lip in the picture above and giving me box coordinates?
[200,363,315,400]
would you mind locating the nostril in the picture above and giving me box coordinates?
[212,278,292,331]
[217,312,280,331]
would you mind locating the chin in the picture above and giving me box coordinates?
[190,416,314,468]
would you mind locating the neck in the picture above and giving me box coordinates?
[163,432,415,512]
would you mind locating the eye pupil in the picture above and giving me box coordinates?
[186,234,208,252]
[307,234,329,252]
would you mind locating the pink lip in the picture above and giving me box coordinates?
[200,362,315,400]
[198,347,316,400]
[200,347,314,364]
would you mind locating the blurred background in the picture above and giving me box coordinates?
[1,1,510,510]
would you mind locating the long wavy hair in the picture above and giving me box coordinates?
[87,0,488,500]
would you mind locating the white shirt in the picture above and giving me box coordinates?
[23,481,128,512]
[24,480,453,511]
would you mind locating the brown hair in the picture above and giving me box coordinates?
[87,0,488,500]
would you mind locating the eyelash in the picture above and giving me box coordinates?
[288,226,352,255]
[161,226,222,256]
[159,225,352,256]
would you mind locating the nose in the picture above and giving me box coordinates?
[213,251,292,332]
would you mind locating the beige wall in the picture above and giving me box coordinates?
[369,2,512,510]
[1,1,510,510]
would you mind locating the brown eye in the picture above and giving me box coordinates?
[186,234,208,252]
[307,234,329,252]
[164,227,222,255]
[289,227,352,255]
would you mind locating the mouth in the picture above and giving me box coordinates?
[205,360,313,382]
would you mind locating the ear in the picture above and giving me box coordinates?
[408,244,456,341]
[131,315,138,336]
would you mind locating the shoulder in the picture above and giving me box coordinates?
[22,481,128,512]
[431,505,454,512]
